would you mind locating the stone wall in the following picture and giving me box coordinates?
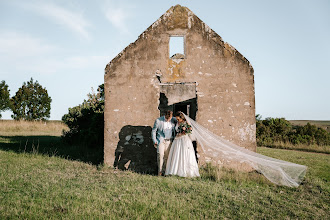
[104,5,256,173]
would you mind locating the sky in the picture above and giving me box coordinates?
[1,0,329,120]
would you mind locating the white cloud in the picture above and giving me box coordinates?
[66,55,113,69]
[103,0,132,34]
[13,55,112,76]
[23,2,91,40]
[0,29,114,75]
[0,30,60,76]
[0,31,57,57]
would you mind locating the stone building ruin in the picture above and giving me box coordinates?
[104,5,256,173]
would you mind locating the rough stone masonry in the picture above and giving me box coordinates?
[104,5,256,173]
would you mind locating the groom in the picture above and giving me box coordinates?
[152,110,177,176]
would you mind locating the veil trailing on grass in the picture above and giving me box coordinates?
[183,114,307,187]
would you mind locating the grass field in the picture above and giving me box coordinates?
[0,120,329,219]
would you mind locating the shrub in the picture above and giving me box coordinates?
[62,85,104,148]
[256,116,330,147]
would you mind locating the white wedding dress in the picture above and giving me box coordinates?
[165,124,200,177]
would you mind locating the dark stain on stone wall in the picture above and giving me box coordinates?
[114,125,156,174]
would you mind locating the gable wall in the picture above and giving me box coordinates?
[104,5,255,171]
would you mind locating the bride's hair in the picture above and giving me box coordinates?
[175,111,186,121]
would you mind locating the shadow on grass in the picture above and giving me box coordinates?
[0,135,103,165]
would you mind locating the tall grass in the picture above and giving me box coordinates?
[0,120,68,136]
[200,163,269,185]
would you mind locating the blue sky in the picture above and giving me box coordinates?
[1,0,329,120]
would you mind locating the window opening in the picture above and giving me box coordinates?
[169,36,185,59]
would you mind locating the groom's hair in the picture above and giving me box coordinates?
[165,110,173,116]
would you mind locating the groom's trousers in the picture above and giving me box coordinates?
[157,139,172,174]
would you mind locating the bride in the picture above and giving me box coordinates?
[165,111,200,177]
[165,111,307,187]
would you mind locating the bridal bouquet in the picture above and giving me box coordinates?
[178,123,192,135]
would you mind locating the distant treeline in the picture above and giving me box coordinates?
[256,115,330,146]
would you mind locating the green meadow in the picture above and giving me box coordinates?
[0,121,329,219]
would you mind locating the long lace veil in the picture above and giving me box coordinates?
[183,114,307,187]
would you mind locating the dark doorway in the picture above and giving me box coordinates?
[174,98,197,120]
[158,95,197,120]
[158,93,173,116]
[159,82,196,117]
[157,84,199,162]
[174,104,189,115]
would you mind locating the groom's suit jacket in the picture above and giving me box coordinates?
[152,116,177,145]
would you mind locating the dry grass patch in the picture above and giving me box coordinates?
[289,120,330,132]
[0,120,68,136]
[264,141,330,154]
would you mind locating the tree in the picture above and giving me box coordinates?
[11,78,52,120]
[255,114,262,122]
[0,80,11,118]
